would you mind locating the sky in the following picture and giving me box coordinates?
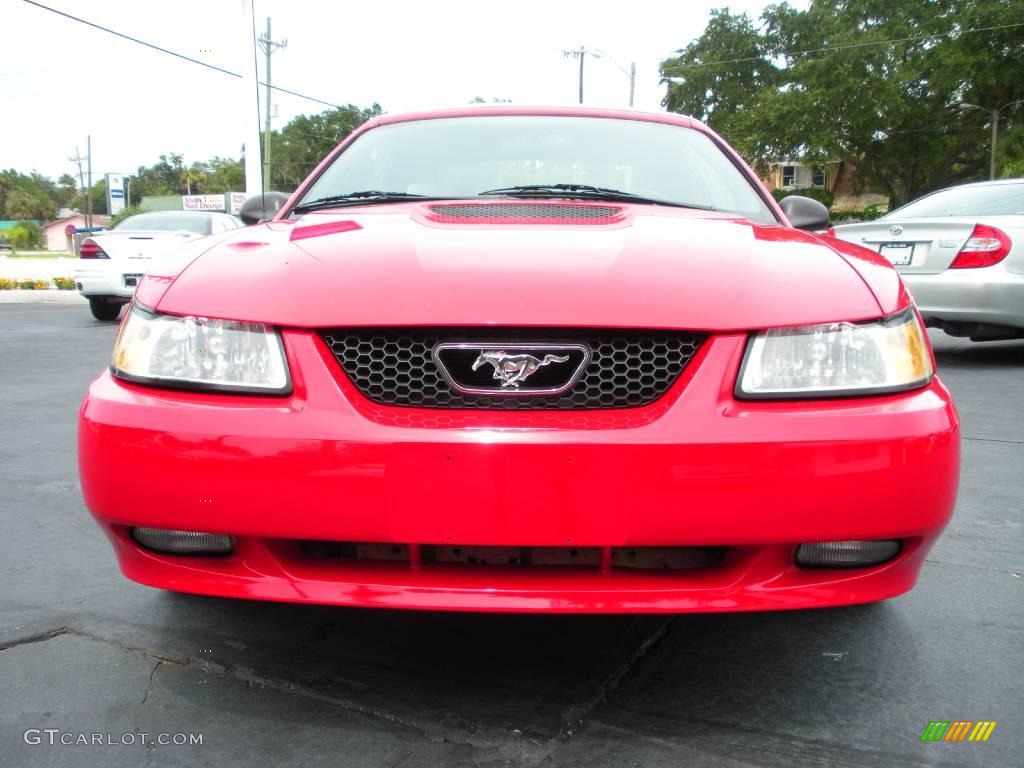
[1,0,803,186]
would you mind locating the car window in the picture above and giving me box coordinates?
[886,183,1024,218]
[115,212,213,235]
[298,116,776,223]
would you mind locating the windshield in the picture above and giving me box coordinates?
[114,212,212,235]
[886,182,1024,218]
[297,116,775,223]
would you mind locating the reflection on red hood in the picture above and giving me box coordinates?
[145,203,903,330]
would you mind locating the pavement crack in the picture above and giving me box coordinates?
[135,660,162,725]
[0,626,68,651]
[558,617,675,740]
[962,435,1024,445]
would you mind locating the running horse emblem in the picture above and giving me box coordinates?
[471,351,571,388]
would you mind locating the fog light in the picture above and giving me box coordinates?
[796,540,900,568]
[131,527,234,555]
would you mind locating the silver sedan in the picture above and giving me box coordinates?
[833,179,1024,340]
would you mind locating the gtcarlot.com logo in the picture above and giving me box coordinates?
[920,721,997,742]
[24,730,203,746]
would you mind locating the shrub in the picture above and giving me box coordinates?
[9,221,43,250]
[861,203,886,221]
[110,204,143,228]
[0,278,17,290]
[772,187,835,209]
[830,206,889,223]
[17,279,50,290]
[53,276,76,290]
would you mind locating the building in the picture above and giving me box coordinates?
[762,161,888,212]
[40,214,111,252]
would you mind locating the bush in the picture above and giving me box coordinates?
[772,187,835,209]
[9,221,43,250]
[861,203,886,221]
[17,279,50,290]
[110,204,142,228]
[53,276,76,290]
[0,278,17,290]
[830,206,888,223]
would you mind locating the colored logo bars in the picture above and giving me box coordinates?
[920,721,997,742]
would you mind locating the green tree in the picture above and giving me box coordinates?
[0,169,62,220]
[263,103,384,191]
[4,189,55,220]
[204,157,244,193]
[661,0,1024,205]
[179,164,206,195]
[10,221,43,249]
[58,174,78,207]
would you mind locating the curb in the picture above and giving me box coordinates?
[0,291,88,304]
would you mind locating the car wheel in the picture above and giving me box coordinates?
[89,299,123,322]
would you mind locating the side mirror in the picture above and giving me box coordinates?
[779,195,830,232]
[239,191,290,225]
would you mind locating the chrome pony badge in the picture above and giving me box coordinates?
[433,343,590,396]
[473,351,570,388]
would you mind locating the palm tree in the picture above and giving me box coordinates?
[179,169,205,195]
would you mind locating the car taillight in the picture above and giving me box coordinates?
[79,239,109,259]
[949,224,1011,269]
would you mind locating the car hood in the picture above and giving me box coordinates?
[150,204,894,331]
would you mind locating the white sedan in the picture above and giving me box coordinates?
[75,211,244,320]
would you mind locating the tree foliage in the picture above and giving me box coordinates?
[261,103,384,191]
[0,171,60,220]
[9,221,43,249]
[660,0,1024,205]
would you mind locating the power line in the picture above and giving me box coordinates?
[663,21,1024,72]
[20,0,363,113]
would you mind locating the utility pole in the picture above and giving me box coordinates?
[239,0,262,196]
[69,147,85,210]
[258,17,287,194]
[628,62,636,108]
[577,46,584,104]
[86,135,93,230]
[563,46,586,104]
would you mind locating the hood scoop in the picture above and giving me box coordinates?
[426,202,626,224]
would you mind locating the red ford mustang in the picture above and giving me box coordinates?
[78,107,959,613]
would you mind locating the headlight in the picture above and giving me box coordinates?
[737,309,932,399]
[111,304,290,394]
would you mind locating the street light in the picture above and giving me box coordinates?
[959,99,1024,180]
[590,48,637,108]
[562,46,636,107]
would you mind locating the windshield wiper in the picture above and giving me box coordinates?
[291,191,431,213]
[477,184,714,210]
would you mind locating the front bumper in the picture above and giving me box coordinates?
[903,264,1024,332]
[79,331,960,613]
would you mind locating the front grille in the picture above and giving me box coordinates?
[320,328,704,409]
[427,203,624,224]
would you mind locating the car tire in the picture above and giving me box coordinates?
[89,299,123,322]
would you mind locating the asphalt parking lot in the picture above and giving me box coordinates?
[1,303,1020,768]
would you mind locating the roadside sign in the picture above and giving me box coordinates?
[106,173,126,215]
[183,194,226,211]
